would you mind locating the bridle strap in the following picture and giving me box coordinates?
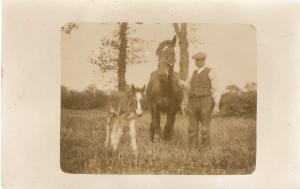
[160,57,175,66]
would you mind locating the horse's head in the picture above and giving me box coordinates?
[126,84,146,117]
[156,36,177,81]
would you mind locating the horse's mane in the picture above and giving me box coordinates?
[156,40,173,55]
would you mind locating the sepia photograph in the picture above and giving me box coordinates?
[60,23,257,174]
[4,0,300,187]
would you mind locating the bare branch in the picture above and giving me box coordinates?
[180,23,187,29]
[180,23,187,34]
[173,23,180,36]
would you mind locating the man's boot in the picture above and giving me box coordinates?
[201,131,211,149]
[187,135,198,151]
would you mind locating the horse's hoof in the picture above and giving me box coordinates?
[163,134,174,142]
[150,133,155,142]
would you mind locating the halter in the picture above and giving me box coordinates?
[160,56,175,67]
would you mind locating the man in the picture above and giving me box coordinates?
[179,52,218,150]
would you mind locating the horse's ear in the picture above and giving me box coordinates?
[141,85,146,94]
[171,35,177,46]
[131,84,136,93]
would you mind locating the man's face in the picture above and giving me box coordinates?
[195,58,205,68]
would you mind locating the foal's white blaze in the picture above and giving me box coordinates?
[135,92,143,116]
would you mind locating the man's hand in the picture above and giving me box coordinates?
[181,90,189,116]
[211,97,219,115]
[213,105,219,115]
[181,102,188,116]
[178,79,190,90]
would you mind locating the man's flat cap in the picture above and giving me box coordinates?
[192,52,207,60]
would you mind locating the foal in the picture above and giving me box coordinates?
[104,85,145,156]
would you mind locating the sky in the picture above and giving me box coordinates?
[61,23,256,98]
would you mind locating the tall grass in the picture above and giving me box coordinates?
[60,109,256,174]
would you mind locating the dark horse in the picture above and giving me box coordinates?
[146,36,183,142]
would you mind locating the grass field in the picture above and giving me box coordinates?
[60,109,256,174]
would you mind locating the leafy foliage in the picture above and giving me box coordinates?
[61,23,78,34]
[219,82,257,118]
[61,85,109,110]
[88,23,148,89]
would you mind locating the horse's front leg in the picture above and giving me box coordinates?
[150,105,160,142]
[156,111,161,139]
[164,111,177,141]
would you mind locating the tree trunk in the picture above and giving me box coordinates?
[174,23,189,116]
[118,23,128,91]
[173,23,189,80]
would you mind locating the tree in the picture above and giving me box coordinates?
[173,23,190,116]
[242,82,257,118]
[173,23,189,80]
[61,23,78,34]
[85,84,97,97]
[245,82,257,92]
[219,83,257,118]
[226,84,241,94]
[61,85,69,108]
[61,85,109,110]
[89,23,146,91]
[117,23,128,91]
[61,85,69,97]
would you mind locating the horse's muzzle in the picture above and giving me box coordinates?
[159,73,168,81]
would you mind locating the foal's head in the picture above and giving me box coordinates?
[126,84,146,117]
[156,35,177,81]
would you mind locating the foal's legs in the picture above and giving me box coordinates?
[129,119,137,155]
[105,117,111,149]
[111,118,123,152]
[110,117,118,151]
[129,119,138,167]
